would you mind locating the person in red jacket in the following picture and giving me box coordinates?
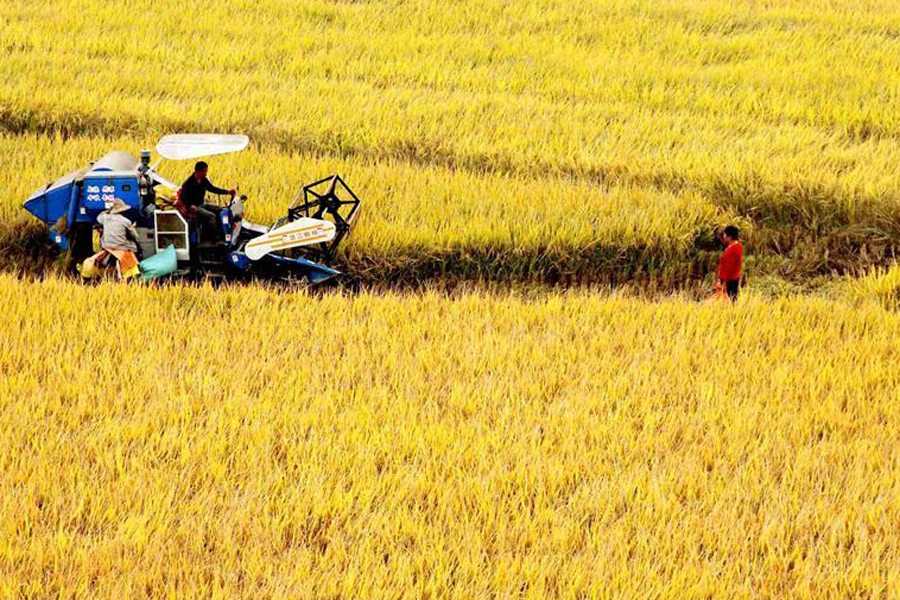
[717,225,743,301]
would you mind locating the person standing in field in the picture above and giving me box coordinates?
[717,225,743,302]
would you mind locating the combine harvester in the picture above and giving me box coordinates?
[22,134,361,285]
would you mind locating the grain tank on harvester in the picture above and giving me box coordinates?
[22,134,361,284]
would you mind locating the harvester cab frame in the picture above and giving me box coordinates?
[22,134,361,285]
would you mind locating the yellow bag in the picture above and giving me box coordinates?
[79,251,108,278]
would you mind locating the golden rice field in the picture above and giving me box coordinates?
[4,0,900,598]
[2,276,900,599]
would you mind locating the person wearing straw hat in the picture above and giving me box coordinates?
[80,199,140,279]
[97,199,139,254]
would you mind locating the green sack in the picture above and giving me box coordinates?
[139,245,178,281]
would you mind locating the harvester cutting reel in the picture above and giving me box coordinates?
[278,174,361,263]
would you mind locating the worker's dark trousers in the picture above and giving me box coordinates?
[194,204,222,238]
[725,279,740,301]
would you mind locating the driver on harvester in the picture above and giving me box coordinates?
[179,160,235,240]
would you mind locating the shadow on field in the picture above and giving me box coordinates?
[0,217,718,290]
[4,214,898,298]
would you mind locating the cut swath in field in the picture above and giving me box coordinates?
[3,133,729,285]
[7,132,900,286]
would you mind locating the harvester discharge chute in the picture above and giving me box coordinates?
[21,134,361,285]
